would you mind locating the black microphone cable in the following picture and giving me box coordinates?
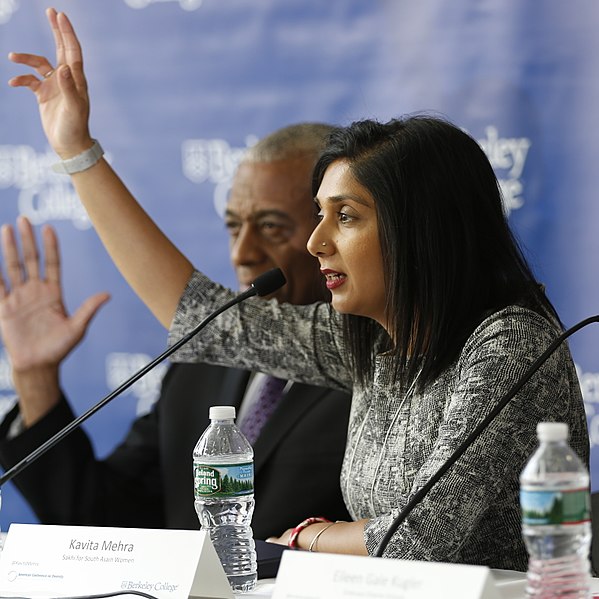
[374,314,599,558]
[0,268,286,488]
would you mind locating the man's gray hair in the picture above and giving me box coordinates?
[245,122,335,163]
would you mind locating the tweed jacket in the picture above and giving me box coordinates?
[168,270,589,571]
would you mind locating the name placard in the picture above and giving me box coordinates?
[272,551,501,599]
[0,523,233,599]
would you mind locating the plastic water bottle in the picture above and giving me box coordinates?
[520,422,591,599]
[193,405,257,593]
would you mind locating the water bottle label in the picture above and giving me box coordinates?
[520,487,590,525]
[194,462,254,497]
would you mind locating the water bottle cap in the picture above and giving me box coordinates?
[536,421,568,442]
[209,405,236,420]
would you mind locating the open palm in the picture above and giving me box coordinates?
[0,218,109,373]
[8,8,92,157]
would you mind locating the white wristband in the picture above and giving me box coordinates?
[51,139,104,175]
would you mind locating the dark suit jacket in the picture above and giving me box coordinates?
[0,362,352,539]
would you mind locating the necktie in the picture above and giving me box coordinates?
[239,376,287,445]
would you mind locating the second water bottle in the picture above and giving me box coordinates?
[520,421,591,599]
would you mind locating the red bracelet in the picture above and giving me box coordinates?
[288,516,332,549]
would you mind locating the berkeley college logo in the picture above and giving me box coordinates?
[0,0,18,25]
[578,364,599,448]
[124,0,202,10]
[106,353,169,416]
[0,145,92,229]
[181,135,258,217]
[477,125,531,217]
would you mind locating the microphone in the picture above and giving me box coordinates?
[374,313,599,558]
[250,267,286,298]
[0,267,286,488]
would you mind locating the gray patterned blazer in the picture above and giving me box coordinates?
[168,270,589,571]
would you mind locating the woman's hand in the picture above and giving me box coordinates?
[8,8,93,158]
[7,9,194,330]
[266,529,293,546]
[267,520,369,555]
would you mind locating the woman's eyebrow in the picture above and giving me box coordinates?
[316,193,372,208]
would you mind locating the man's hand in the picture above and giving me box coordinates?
[0,216,109,426]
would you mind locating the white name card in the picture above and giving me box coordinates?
[272,551,502,599]
[0,523,233,599]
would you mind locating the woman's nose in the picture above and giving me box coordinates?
[307,223,330,257]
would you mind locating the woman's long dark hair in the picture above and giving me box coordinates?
[313,115,559,389]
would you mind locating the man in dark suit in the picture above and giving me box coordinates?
[0,123,351,539]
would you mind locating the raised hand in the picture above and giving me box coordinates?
[0,217,110,426]
[8,9,194,330]
[7,8,93,158]
[0,216,110,372]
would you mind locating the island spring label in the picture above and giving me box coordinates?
[194,462,254,498]
[520,487,590,525]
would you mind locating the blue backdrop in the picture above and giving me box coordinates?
[0,0,598,530]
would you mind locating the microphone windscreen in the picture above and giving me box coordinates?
[251,268,287,297]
